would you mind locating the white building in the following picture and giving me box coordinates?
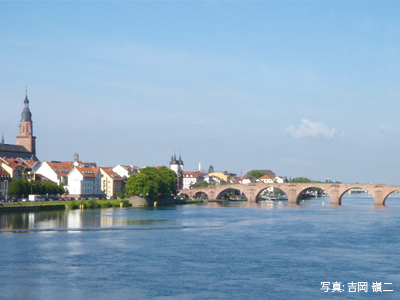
[183,171,205,189]
[0,166,11,200]
[169,154,184,190]
[35,161,78,185]
[112,165,140,179]
[257,174,286,194]
[258,174,275,184]
[67,167,102,198]
[241,176,257,184]
[100,167,125,198]
[169,154,184,174]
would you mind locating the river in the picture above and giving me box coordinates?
[0,194,399,300]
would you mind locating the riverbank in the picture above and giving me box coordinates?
[174,199,204,205]
[0,203,66,213]
[0,198,204,213]
[0,199,130,212]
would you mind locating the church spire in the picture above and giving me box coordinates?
[178,151,183,165]
[21,92,32,122]
[16,91,36,157]
[1,135,4,144]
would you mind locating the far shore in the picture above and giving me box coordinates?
[0,198,208,213]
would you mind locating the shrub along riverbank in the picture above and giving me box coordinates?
[64,199,131,209]
[1,199,131,210]
[0,198,204,212]
[174,199,204,205]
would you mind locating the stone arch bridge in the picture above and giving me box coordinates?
[179,183,400,205]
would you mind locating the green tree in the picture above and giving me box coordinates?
[190,181,214,189]
[289,177,325,195]
[248,170,266,179]
[157,166,178,196]
[289,177,311,183]
[208,165,214,173]
[125,169,159,200]
[124,166,177,201]
[8,178,25,198]
[8,179,65,198]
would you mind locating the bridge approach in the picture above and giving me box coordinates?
[179,183,400,205]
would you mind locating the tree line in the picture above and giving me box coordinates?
[8,178,65,198]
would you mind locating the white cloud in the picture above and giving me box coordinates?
[378,125,393,135]
[285,119,337,139]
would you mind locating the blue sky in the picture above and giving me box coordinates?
[1,1,400,184]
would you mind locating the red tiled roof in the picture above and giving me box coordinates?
[230,177,242,183]
[44,161,76,177]
[100,167,124,181]
[43,161,96,177]
[76,167,100,178]
[259,174,275,180]
[1,157,33,171]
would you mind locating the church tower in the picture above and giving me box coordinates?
[170,153,184,190]
[16,93,36,156]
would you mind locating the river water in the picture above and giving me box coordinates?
[0,195,399,300]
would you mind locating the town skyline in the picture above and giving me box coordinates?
[1,2,400,184]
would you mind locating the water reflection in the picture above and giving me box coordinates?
[205,200,297,209]
[0,210,67,230]
[0,208,176,231]
[205,201,261,208]
[2,196,400,232]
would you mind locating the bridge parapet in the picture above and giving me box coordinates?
[179,183,400,205]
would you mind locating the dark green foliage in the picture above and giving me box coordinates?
[86,199,99,209]
[8,179,65,198]
[190,181,214,189]
[120,200,130,207]
[116,192,125,199]
[289,177,312,183]
[247,170,266,179]
[64,199,131,210]
[66,201,80,210]
[124,166,177,201]
[289,177,326,194]
[157,166,178,196]
[175,199,204,205]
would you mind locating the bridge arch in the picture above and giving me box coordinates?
[296,186,328,203]
[180,182,400,205]
[216,187,248,201]
[256,186,288,201]
[339,187,372,200]
[382,188,400,205]
[333,186,374,206]
[178,192,189,199]
[193,191,209,199]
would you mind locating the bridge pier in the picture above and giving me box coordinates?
[248,194,256,203]
[373,189,385,205]
[287,188,298,204]
[329,194,341,205]
[329,196,341,205]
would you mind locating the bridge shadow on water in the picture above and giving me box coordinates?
[204,194,400,209]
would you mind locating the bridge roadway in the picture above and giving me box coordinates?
[179,182,400,205]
